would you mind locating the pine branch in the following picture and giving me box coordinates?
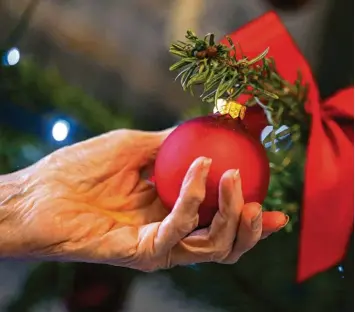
[169,30,310,151]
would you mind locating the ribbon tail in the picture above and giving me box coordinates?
[298,89,354,282]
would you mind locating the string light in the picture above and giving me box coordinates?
[337,265,345,278]
[52,119,70,142]
[2,48,21,66]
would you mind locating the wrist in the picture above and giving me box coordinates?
[0,170,32,258]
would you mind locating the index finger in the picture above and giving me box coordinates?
[153,157,211,257]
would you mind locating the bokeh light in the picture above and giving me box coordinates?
[52,119,70,142]
[2,48,21,66]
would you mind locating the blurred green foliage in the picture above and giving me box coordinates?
[1,59,132,134]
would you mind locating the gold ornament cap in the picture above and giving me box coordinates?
[213,99,247,119]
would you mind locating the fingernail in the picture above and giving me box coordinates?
[251,206,262,231]
[277,214,289,230]
[233,169,240,182]
[202,158,212,179]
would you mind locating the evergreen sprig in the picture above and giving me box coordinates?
[169,30,314,229]
[169,30,310,149]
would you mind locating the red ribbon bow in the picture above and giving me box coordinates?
[222,11,354,282]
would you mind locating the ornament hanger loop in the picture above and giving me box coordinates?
[213,99,246,119]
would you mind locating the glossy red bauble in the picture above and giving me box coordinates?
[242,105,269,140]
[232,94,269,140]
[154,114,270,227]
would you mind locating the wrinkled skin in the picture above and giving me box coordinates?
[0,129,288,271]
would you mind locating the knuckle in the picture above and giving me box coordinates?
[177,214,199,233]
[164,251,174,269]
[183,191,204,207]
[208,239,232,263]
[144,251,174,271]
[209,238,234,263]
[214,248,232,262]
[191,215,199,229]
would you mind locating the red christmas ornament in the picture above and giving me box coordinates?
[154,110,270,227]
[243,105,269,139]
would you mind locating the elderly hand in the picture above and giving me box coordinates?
[0,129,288,270]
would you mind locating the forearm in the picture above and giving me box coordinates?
[0,171,30,258]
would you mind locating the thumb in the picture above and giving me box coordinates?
[145,127,176,147]
[136,127,176,174]
[143,126,176,153]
